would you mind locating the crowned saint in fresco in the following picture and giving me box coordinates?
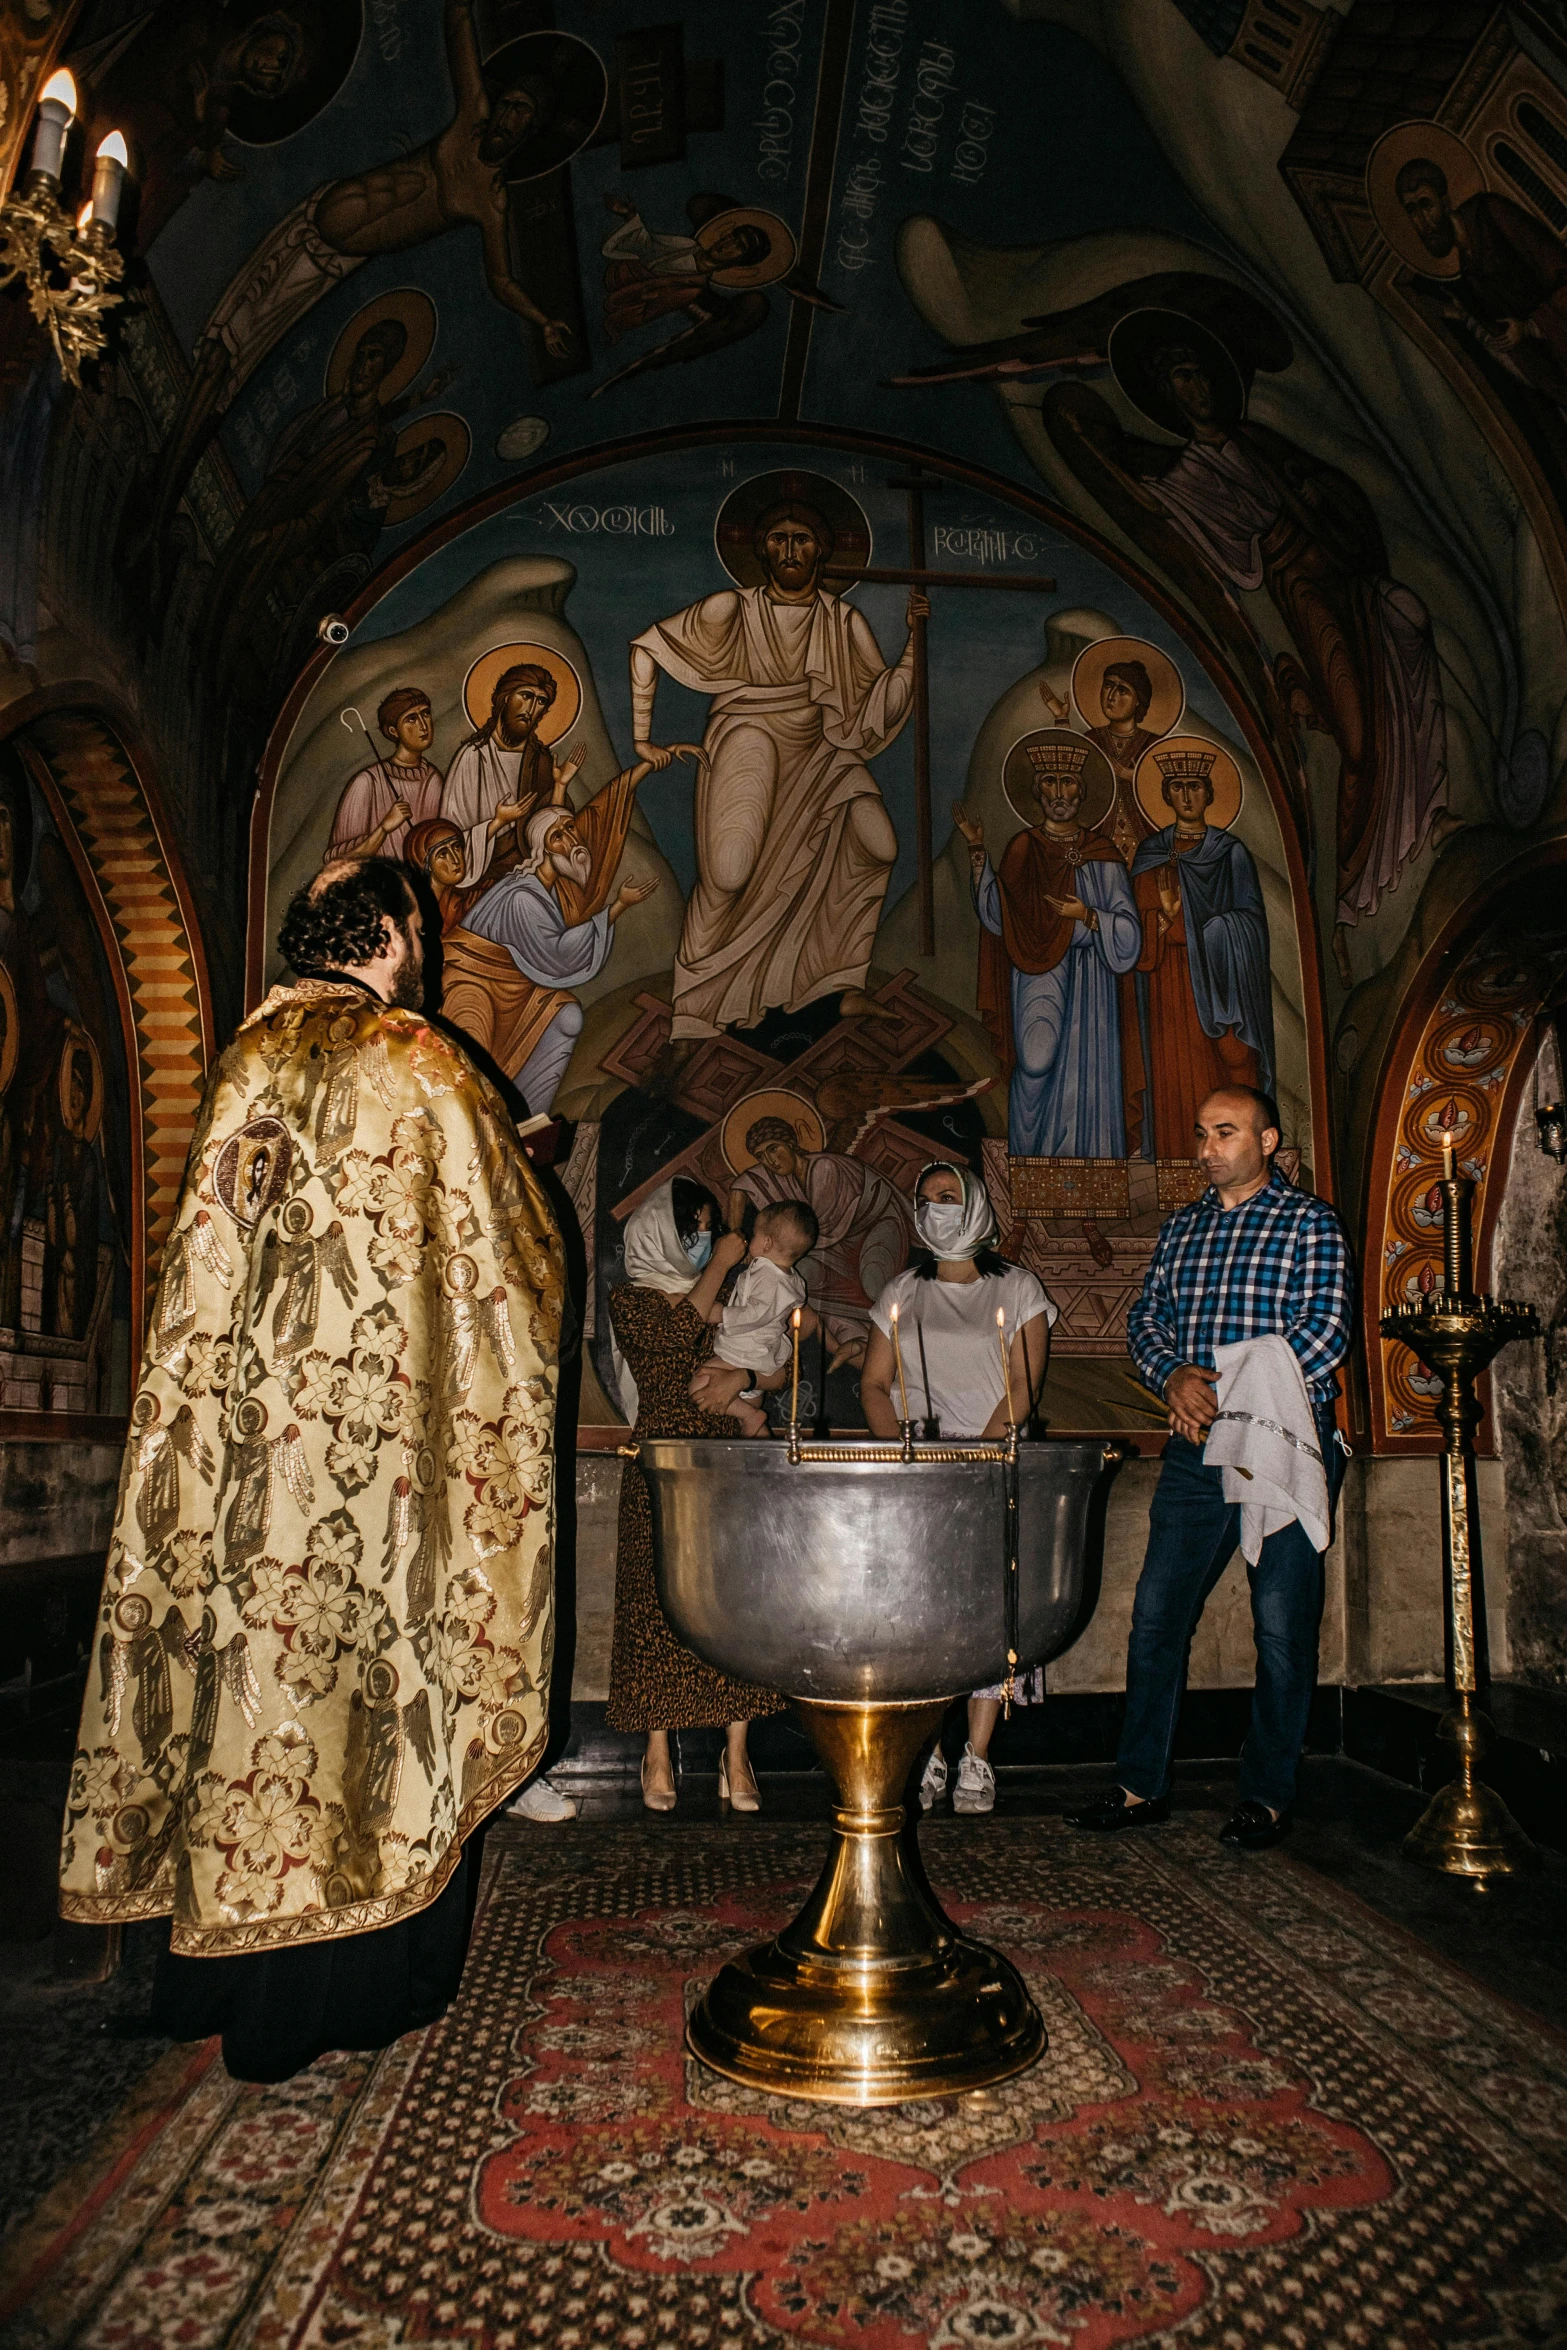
[957,733,1140,1161]
[1128,739,1274,1160]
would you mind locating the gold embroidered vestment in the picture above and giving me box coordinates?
[59,978,564,1955]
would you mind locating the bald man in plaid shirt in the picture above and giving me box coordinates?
[1069,1086,1354,1851]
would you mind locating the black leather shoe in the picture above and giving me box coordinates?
[1219,1801,1291,1850]
[1065,1789,1171,1833]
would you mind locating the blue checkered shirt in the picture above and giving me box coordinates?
[1127,1170,1355,1407]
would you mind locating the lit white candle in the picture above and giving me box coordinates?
[790,1305,801,1427]
[889,1300,911,1428]
[997,1305,1016,1429]
[91,131,128,233]
[29,70,77,188]
[1439,1126,1455,1181]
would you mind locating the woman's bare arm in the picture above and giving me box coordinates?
[978,1312,1051,1438]
[860,1324,902,1439]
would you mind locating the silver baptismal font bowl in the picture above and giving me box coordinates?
[632,1433,1111,2105]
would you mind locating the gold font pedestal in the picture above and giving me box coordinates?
[1380,1164,1540,1882]
[686,1697,1045,2104]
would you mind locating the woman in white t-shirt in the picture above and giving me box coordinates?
[862,1161,1057,1818]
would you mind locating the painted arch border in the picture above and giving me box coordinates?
[1,688,214,1407]
[1359,837,1567,1456]
[248,419,1339,1408]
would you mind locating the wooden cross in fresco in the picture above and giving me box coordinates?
[823,464,1057,955]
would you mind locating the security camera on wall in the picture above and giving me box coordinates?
[316,614,350,647]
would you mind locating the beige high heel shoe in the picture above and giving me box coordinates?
[717,1753,761,1813]
[640,1753,677,1812]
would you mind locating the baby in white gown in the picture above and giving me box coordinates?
[699,1200,818,1434]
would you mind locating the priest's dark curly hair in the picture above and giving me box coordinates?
[278,858,415,976]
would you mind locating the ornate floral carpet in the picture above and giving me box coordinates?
[3,1814,1566,2348]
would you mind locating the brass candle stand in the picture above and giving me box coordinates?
[1379,1136,1539,1881]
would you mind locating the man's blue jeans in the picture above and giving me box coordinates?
[1114,1411,1345,1816]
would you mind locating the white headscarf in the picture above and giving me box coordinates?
[622,1181,703,1294]
[613,1181,708,1423]
[913,1159,998,1262]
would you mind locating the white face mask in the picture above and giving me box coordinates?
[685,1229,713,1269]
[915,1198,970,1255]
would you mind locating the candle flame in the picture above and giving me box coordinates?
[41,69,78,114]
[889,1301,898,1324]
[76,200,93,231]
[97,130,129,165]
[791,1305,801,1327]
[996,1305,1005,1327]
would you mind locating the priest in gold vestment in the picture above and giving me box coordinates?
[58,859,564,2079]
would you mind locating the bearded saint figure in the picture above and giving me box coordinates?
[630,497,927,1039]
[441,776,657,1113]
[441,664,585,895]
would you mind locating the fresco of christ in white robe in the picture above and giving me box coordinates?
[629,498,926,1040]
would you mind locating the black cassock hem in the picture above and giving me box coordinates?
[148,1827,487,2084]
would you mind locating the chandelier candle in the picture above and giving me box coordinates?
[91,133,128,233]
[27,70,76,185]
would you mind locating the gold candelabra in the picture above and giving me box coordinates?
[1379,1128,1540,1880]
[0,75,127,389]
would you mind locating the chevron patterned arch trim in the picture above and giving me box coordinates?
[13,708,213,1344]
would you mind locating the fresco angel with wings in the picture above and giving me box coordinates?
[591,191,841,398]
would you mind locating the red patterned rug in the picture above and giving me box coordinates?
[3,1813,1566,2348]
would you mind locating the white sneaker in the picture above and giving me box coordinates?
[918,1749,948,1811]
[508,1775,577,1823]
[952,1744,995,1815]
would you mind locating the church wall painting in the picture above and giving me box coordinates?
[45,0,1566,1458]
[0,738,133,1424]
[261,436,1317,1440]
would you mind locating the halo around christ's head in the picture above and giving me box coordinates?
[714,470,873,589]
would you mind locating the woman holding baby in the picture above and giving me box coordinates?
[606,1179,791,1813]
[861,1160,1057,1818]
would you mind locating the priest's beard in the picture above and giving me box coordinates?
[388,926,425,1009]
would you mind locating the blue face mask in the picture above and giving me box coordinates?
[685,1230,713,1270]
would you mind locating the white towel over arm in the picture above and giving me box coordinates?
[1204,1334,1330,1564]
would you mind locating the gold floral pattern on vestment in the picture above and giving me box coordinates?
[58,980,563,1957]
